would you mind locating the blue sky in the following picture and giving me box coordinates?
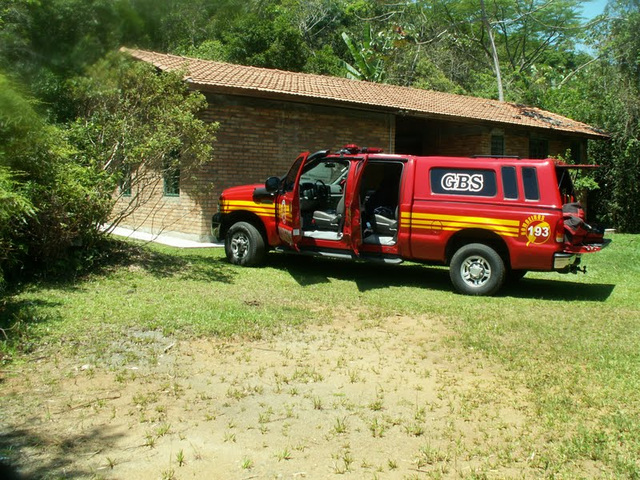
[581,0,608,20]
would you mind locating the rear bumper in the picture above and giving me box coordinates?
[553,238,611,272]
[553,252,581,271]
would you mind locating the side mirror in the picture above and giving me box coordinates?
[265,176,280,193]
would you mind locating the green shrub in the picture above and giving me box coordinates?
[0,73,113,287]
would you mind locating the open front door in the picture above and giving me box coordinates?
[276,152,309,249]
[343,155,369,256]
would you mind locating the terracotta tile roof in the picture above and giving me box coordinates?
[123,48,606,139]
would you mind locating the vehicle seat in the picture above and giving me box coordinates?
[372,206,398,236]
[313,195,345,231]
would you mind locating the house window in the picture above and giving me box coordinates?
[491,135,505,156]
[529,138,549,159]
[163,151,180,197]
[120,164,132,197]
[570,141,582,163]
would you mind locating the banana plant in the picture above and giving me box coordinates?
[340,26,388,82]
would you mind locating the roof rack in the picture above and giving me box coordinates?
[472,155,522,159]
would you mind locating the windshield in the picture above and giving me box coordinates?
[300,159,350,185]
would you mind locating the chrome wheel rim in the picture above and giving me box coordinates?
[230,232,249,259]
[461,255,491,287]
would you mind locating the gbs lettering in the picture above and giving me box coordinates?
[441,173,484,192]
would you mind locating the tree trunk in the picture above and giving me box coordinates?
[480,0,504,101]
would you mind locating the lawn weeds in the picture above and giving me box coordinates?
[1,234,638,477]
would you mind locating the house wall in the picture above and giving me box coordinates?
[200,94,394,195]
[111,163,214,242]
[115,94,394,241]
[396,118,580,159]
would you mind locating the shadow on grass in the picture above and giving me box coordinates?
[79,239,235,284]
[0,424,125,479]
[268,254,451,292]
[267,253,615,301]
[502,277,615,301]
[0,240,234,360]
[4,239,235,293]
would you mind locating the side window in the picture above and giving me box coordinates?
[120,164,132,197]
[430,168,497,197]
[163,151,180,197]
[501,166,518,200]
[491,135,505,156]
[522,167,540,200]
[283,156,305,192]
[529,138,549,159]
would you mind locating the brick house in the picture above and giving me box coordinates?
[121,48,606,242]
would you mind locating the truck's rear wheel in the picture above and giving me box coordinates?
[225,221,266,266]
[450,243,505,296]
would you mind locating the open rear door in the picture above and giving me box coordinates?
[343,155,369,256]
[276,152,309,249]
[555,163,608,250]
[555,163,599,201]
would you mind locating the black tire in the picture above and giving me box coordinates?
[449,243,506,296]
[225,221,266,266]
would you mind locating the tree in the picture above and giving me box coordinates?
[436,0,583,102]
[0,72,113,285]
[480,0,504,100]
[0,167,33,292]
[341,27,389,82]
[586,0,640,232]
[0,0,145,120]
[67,52,219,231]
[221,5,310,71]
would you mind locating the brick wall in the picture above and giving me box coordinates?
[416,124,575,159]
[434,125,490,157]
[112,163,213,241]
[116,94,394,241]
[200,94,393,192]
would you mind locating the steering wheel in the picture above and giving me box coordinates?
[314,179,327,202]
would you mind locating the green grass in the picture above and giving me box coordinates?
[1,233,639,476]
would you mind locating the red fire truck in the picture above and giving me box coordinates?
[212,145,608,295]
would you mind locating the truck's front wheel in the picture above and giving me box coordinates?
[225,222,266,266]
[450,243,505,296]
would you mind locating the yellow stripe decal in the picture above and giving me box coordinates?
[402,212,521,238]
[223,207,274,213]
[223,206,275,214]
[222,201,276,217]
[219,206,519,237]
[410,219,518,233]
[226,200,274,208]
[402,212,519,227]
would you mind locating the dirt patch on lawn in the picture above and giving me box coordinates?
[1,314,542,479]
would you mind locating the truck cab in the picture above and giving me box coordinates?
[212,145,608,296]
